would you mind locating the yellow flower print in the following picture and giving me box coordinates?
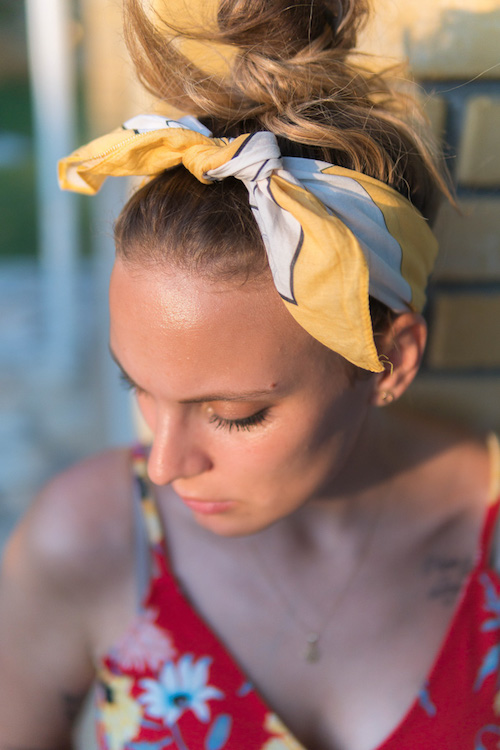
[97,669,143,750]
[262,712,307,750]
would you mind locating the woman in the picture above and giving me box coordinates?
[0,1,499,749]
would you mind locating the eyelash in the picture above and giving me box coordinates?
[119,371,142,394]
[208,409,269,433]
[118,372,269,432]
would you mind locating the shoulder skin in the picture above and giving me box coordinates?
[0,448,136,749]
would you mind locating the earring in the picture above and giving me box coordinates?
[380,390,395,404]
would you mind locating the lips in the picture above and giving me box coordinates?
[176,494,236,515]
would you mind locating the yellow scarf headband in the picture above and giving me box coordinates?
[59,114,438,372]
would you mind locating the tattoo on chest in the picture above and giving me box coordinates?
[422,555,473,606]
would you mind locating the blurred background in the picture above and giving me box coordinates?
[1,0,500,746]
[1,0,500,553]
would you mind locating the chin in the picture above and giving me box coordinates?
[190,509,273,538]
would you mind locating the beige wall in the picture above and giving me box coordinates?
[363,0,500,78]
[80,0,155,134]
[358,0,500,433]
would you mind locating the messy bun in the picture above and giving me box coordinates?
[122,0,450,220]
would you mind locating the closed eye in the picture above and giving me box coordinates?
[118,369,144,394]
[208,408,269,432]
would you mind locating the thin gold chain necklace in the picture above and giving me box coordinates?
[249,501,385,663]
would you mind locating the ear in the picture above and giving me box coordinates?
[371,312,427,407]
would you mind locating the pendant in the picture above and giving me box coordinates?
[305,632,320,662]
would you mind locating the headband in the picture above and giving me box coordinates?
[58,114,438,372]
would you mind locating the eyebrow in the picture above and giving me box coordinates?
[109,346,279,403]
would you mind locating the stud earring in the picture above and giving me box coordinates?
[380,390,395,404]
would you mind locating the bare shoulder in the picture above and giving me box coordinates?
[4,447,135,595]
[434,423,494,546]
[388,410,495,555]
[0,450,134,746]
[392,410,493,501]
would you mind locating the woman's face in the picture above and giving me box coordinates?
[109,259,376,536]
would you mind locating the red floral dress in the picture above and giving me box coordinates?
[95,446,500,750]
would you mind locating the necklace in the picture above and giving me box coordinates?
[249,500,385,663]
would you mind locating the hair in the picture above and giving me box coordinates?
[116,0,451,339]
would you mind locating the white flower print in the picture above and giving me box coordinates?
[139,654,224,726]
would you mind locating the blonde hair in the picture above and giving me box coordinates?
[122,0,451,221]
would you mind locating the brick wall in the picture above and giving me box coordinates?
[361,0,500,434]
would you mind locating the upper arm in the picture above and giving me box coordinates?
[0,513,96,748]
[0,449,133,749]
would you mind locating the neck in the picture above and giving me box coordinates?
[246,406,440,556]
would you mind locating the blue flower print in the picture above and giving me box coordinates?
[139,654,224,727]
[475,574,500,691]
[418,683,437,717]
[479,573,500,632]
[474,724,500,750]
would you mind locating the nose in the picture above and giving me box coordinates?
[146,409,213,486]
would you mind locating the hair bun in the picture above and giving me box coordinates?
[214,0,369,114]
[216,0,362,58]
[123,0,450,220]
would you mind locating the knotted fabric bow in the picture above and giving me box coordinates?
[59,114,438,372]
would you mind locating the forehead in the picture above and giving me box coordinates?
[109,260,332,396]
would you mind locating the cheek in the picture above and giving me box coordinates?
[229,417,328,477]
[243,395,367,483]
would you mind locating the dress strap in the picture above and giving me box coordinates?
[480,432,500,573]
[478,434,500,570]
[131,444,166,551]
[487,433,500,503]
[478,499,500,567]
